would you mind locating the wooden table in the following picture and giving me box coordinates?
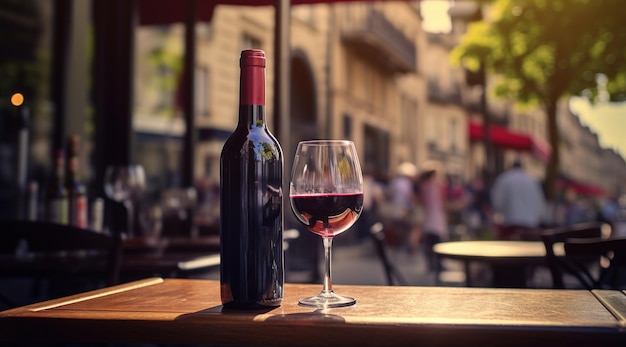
[434,240,562,288]
[1,278,625,347]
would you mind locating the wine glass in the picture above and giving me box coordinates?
[104,164,146,237]
[289,140,364,308]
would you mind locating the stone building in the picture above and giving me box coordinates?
[133,1,625,201]
[140,2,429,183]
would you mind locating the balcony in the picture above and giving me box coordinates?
[427,78,462,105]
[341,9,416,74]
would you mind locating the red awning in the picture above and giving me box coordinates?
[468,121,552,162]
[557,176,606,197]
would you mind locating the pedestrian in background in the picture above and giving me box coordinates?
[356,170,385,243]
[381,162,420,250]
[491,160,545,240]
[417,160,448,271]
[464,176,492,238]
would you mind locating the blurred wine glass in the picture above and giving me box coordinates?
[162,186,198,238]
[104,164,145,237]
[139,205,163,240]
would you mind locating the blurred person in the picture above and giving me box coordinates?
[463,177,492,238]
[417,160,448,271]
[612,195,626,237]
[491,160,545,240]
[562,189,587,226]
[355,171,385,243]
[597,194,619,227]
[384,162,421,250]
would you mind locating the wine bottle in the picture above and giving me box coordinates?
[65,135,88,228]
[45,150,68,224]
[219,49,284,309]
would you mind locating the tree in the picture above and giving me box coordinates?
[451,0,626,201]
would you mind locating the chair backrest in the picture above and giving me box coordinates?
[541,222,604,289]
[564,237,626,289]
[0,219,124,286]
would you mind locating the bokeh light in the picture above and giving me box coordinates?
[11,93,24,106]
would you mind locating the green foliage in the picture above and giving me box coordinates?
[451,0,626,200]
[144,39,183,118]
[451,0,626,105]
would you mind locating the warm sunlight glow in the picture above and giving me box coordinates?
[421,0,452,33]
[570,96,626,156]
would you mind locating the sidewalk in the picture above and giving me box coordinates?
[286,240,467,287]
[200,236,555,288]
[287,239,555,288]
[331,243,437,286]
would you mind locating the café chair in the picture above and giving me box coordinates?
[0,219,124,307]
[540,221,605,289]
[370,222,408,286]
[564,236,626,289]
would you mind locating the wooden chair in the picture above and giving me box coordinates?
[540,222,606,289]
[564,236,626,289]
[0,220,124,307]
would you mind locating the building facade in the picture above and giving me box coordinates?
[133,2,625,202]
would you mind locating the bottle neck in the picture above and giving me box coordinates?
[54,155,65,186]
[238,63,266,127]
[65,136,80,184]
[238,105,266,127]
[65,156,79,183]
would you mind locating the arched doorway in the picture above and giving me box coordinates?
[287,51,320,283]
[289,51,318,158]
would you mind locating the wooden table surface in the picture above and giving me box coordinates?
[1,278,625,346]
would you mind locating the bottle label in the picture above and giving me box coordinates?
[48,198,68,224]
[71,196,88,228]
[90,198,104,232]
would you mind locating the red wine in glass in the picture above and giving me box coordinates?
[290,193,363,238]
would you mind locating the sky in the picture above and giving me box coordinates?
[420,0,452,33]
[569,98,626,157]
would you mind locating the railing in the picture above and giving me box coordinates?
[341,8,416,74]
[427,78,462,104]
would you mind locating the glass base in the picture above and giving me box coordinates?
[298,291,356,308]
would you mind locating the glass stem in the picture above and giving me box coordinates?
[322,237,334,294]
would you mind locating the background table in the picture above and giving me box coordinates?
[1,278,624,347]
[0,236,220,309]
[433,240,562,287]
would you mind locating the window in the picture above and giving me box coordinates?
[242,35,261,50]
[450,119,457,152]
[364,125,390,174]
[293,6,314,26]
[400,95,417,144]
[426,113,436,143]
[343,114,352,139]
[195,66,209,117]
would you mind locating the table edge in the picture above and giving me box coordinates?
[593,289,626,328]
[0,277,164,315]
